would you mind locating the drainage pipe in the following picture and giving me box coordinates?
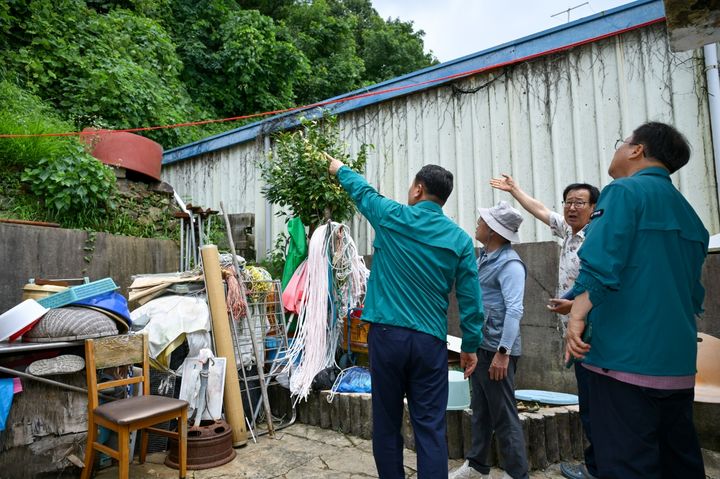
[704,43,720,218]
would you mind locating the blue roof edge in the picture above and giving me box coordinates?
[163,0,664,165]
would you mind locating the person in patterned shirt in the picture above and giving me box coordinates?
[489,175,599,479]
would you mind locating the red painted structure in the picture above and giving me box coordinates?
[81,129,163,181]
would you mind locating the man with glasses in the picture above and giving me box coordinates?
[565,122,708,478]
[490,175,600,479]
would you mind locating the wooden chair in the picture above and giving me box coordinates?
[82,333,188,479]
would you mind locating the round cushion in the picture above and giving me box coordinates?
[24,306,119,342]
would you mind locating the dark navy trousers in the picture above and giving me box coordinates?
[587,369,705,479]
[368,323,448,479]
[574,362,597,475]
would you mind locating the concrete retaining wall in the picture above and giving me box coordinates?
[0,223,178,477]
[0,222,178,314]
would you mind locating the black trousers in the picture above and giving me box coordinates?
[574,362,596,475]
[587,369,704,479]
[466,349,528,479]
[368,323,449,479]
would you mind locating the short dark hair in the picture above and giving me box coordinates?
[563,183,600,205]
[415,164,453,204]
[631,122,690,174]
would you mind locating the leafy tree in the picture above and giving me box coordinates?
[361,18,437,84]
[279,0,436,101]
[235,0,295,18]
[3,0,199,147]
[0,0,436,150]
[268,0,366,105]
[162,0,309,118]
[261,116,369,230]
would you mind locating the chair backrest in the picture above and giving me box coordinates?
[85,333,150,411]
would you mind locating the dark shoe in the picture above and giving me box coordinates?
[560,463,598,479]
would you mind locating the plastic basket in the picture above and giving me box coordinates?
[37,278,118,309]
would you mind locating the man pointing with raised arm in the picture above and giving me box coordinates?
[325,152,484,479]
[490,175,600,479]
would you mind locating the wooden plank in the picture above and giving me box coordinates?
[90,335,143,369]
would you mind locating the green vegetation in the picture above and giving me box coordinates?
[0,0,436,149]
[0,0,434,236]
[0,81,177,238]
[260,116,369,230]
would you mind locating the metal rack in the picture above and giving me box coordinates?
[229,279,295,435]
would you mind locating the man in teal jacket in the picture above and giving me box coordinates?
[565,122,708,479]
[325,153,484,479]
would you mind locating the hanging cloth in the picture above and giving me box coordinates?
[282,260,308,315]
[281,217,308,290]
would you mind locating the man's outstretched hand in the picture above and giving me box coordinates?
[323,152,345,175]
[489,174,517,193]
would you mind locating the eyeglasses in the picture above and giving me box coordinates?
[614,138,639,150]
[562,201,588,209]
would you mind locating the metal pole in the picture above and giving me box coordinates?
[220,201,275,438]
[704,43,720,224]
[179,216,185,272]
[0,366,115,400]
[264,135,272,260]
[188,211,197,268]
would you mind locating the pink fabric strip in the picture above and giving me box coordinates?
[582,363,695,390]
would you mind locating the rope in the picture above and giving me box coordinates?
[282,222,368,404]
[223,265,248,320]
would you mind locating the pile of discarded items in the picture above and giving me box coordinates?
[0,244,298,476]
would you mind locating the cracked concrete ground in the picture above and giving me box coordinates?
[93,423,571,478]
[94,424,720,478]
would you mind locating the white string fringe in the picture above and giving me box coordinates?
[282,222,369,403]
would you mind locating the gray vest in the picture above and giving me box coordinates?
[477,245,526,355]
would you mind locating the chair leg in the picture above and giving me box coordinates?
[179,408,188,479]
[118,426,130,479]
[80,421,97,479]
[139,427,149,464]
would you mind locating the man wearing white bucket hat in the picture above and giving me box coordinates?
[490,175,600,479]
[450,201,529,479]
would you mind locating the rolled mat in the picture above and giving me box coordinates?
[200,245,247,446]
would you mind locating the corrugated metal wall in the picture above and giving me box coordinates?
[163,23,719,257]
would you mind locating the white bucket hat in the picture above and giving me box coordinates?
[477,201,523,243]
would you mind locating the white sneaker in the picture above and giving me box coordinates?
[448,460,489,479]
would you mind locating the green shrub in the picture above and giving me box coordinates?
[21,142,117,218]
[0,81,73,169]
[261,116,370,230]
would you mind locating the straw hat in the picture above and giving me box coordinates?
[477,201,523,243]
[23,306,119,342]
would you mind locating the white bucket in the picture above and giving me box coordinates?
[447,370,471,410]
[0,299,49,342]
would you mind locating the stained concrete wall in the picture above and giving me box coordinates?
[0,223,178,314]
[446,241,720,393]
[445,241,720,451]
